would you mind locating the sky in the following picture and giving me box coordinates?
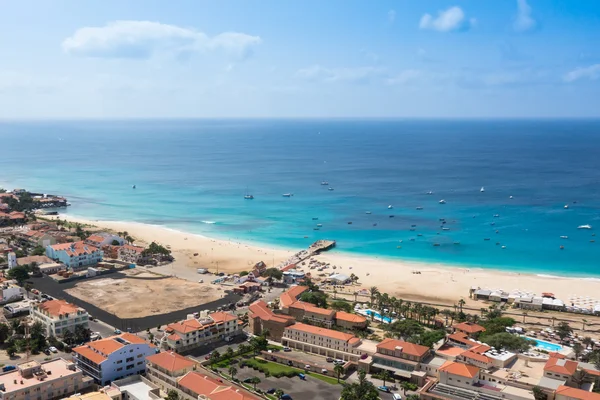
[0,0,599,118]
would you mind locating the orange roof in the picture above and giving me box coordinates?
[210,311,238,324]
[448,332,477,347]
[544,357,578,376]
[168,333,182,341]
[461,350,491,364]
[285,323,360,344]
[280,285,308,307]
[335,311,367,324]
[73,346,108,365]
[289,301,335,316]
[50,241,99,257]
[178,372,259,400]
[167,318,203,334]
[36,299,80,317]
[439,361,480,378]
[88,338,124,355]
[377,338,430,358]
[556,386,600,400]
[249,301,296,324]
[549,352,566,359]
[469,344,492,354]
[121,244,144,253]
[453,322,486,334]
[86,235,105,244]
[119,332,152,345]
[146,351,196,372]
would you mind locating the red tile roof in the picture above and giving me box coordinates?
[178,371,259,400]
[439,361,480,378]
[73,345,107,365]
[544,357,578,376]
[448,332,477,347]
[285,323,361,344]
[335,311,367,324]
[86,235,105,244]
[280,285,309,307]
[248,301,296,324]
[49,241,100,257]
[147,351,196,372]
[461,350,491,364]
[35,299,80,317]
[556,386,600,400]
[210,311,238,324]
[453,322,486,334]
[377,338,430,358]
[167,319,203,334]
[289,301,335,316]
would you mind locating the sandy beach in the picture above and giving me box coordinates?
[58,215,600,307]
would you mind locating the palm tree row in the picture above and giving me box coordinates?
[370,287,442,327]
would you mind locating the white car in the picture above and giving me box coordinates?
[49,346,58,353]
[393,394,402,400]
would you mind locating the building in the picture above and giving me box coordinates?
[282,269,305,284]
[232,281,262,295]
[46,241,103,270]
[514,296,544,311]
[0,359,93,400]
[359,338,432,383]
[31,299,90,337]
[38,262,66,275]
[146,351,198,392]
[162,312,239,352]
[178,371,260,400]
[334,311,368,329]
[85,234,125,248]
[288,300,336,327]
[117,244,146,264]
[7,252,17,269]
[328,273,351,285]
[0,282,23,304]
[65,392,114,400]
[248,300,296,341]
[452,322,486,338]
[555,386,600,400]
[543,357,579,383]
[251,261,267,278]
[73,333,156,386]
[20,230,57,247]
[16,255,53,267]
[281,323,365,362]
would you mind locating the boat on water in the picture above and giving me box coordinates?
[313,227,320,230]
[389,215,395,218]
[439,199,446,204]
[480,187,485,192]
[560,236,568,239]
[509,195,513,199]
[373,223,377,226]
[426,191,433,195]
[321,181,329,185]
[282,193,293,197]
[484,238,491,241]
[564,204,569,209]
[560,245,564,249]
[411,224,417,227]
[493,214,499,218]
[312,217,319,220]
[317,224,323,227]
[442,227,450,231]
[244,194,254,199]
[578,225,592,229]
[366,211,372,214]
[454,241,460,245]
[132,185,136,189]
[502,246,507,249]
[409,228,415,231]
[328,187,334,191]
[417,234,423,236]
[410,238,415,241]
[388,205,393,209]
[416,206,423,210]
[347,221,353,224]
[433,243,440,247]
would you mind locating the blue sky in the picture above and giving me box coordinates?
[0,0,599,118]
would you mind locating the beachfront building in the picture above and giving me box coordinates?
[452,322,486,338]
[117,244,147,264]
[85,233,125,248]
[31,299,89,337]
[46,241,103,270]
[162,312,239,352]
[248,300,296,341]
[334,311,368,329]
[281,323,365,362]
[282,269,305,284]
[19,230,57,247]
[0,359,93,400]
[72,332,156,386]
[146,351,198,392]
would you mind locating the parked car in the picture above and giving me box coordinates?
[393,394,402,400]
[321,368,328,374]
[266,388,276,394]
[114,329,122,334]
[43,349,51,355]
[48,346,58,353]
[280,395,292,400]
[326,357,333,362]
[283,347,291,352]
[304,365,311,370]
[377,386,390,393]
[298,373,306,380]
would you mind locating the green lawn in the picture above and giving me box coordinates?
[244,358,341,385]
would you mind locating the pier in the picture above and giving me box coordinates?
[308,240,336,255]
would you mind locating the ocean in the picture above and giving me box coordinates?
[1,119,600,277]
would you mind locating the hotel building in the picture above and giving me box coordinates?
[31,299,89,337]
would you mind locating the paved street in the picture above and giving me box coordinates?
[88,319,117,339]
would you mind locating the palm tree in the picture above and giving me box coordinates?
[480,308,487,318]
[369,287,379,306]
[353,291,358,302]
[551,316,557,327]
[248,377,261,391]
[582,319,588,331]
[237,343,249,355]
[333,288,337,299]
[378,369,392,387]
[573,342,584,360]
[441,309,451,326]
[582,337,594,350]
[229,366,238,380]
[458,299,466,313]
[334,364,344,383]
[401,381,412,395]
[522,312,528,324]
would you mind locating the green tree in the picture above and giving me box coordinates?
[384,319,424,340]
[31,246,46,256]
[7,266,30,285]
[330,301,353,313]
[6,346,17,358]
[374,369,393,387]
[30,321,47,353]
[406,395,420,400]
[0,323,10,344]
[369,287,379,306]
[247,377,261,390]
[209,350,221,365]
[229,365,238,380]
[573,342,584,360]
[299,291,328,308]
[249,336,268,357]
[340,371,379,400]
[334,364,345,383]
[165,389,179,400]
[263,268,283,282]
[483,333,534,352]
[111,240,121,246]
[225,346,235,359]
[63,329,75,346]
[237,343,249,355]
[274,389,284,399]
[556,322,573,342]
[533,386,546,400]
[75,324,91,344]
[411,329,446,348]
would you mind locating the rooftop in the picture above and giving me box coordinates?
[0,359,80,392]
[453,322,486,334]
[280,285,309,308]
[65,392,112,400]
[34,299,82,317]
[74,333,153,364]
[377,338,430,358]
[289,300,335,316]
[146,351,196,372]
[285,322,361,344]
[178,371,260,400]
[556,385,600,400]
[248,300,296,324]
[544,357,578,376]
[439,361,480,378]
[49,241,100,257]
[335,311,367,324]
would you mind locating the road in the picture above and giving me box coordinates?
[88,319,117,339]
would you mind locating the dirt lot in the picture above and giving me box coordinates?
[65,270,221,318]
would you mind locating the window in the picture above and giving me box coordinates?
[137,354,143,358]
[116,360,123,364]
[117,367,123,372]
[126,357,134,362]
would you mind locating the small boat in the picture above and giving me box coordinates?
[493,214,499,218]
[416,206,423,210]
[397,246,402,249]
[433,243,440,247]
[313,228,320,231]
[132,185,136,189]
[426,191,433,195]
[366,211,372,214]
[560,236,568,239]
[417,234,423,236]
[591,240,595,243]
[312,217,319,220]
[389,215,395,218]
[484,238,491,241]
[388,205,393,209]
[439,199,446,204]
[409,228,415,231]
[480,187,485,192]
[304,236,308,238]
[347,221,352,224]
[509,195,513,199]
[560,245,564,250]
[244,194,254,199]
[441,221,446,224]
[317,224,322,227]
[442,227,450,231]
[373,223,377,226]
[502,245,506,249]
[578,225,592,229]
[410,238,415,241]
[564,204,569,209]
[328,187,334,191]
[490,222,495,226]
[439,218,446,221]
[399,240,403,243]
[282,193,293,197]
[454,241,460,245]
[321,181,329,185]
[411,224,417,227]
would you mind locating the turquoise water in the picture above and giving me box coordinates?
[361,309,393,324]
[526,337,563,352]
[1,119,600,277]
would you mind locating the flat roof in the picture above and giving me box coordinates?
[0,358,79,392]
[116,380,156,400]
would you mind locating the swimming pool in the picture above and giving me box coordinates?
[525,337,563,352]
[358,309,394,324]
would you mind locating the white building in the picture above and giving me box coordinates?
[73,333,157,386]
[282,269,305,284]
[31,299,90,337]
[162,311,240,352]
[7,252,17,269]
[0,282,23,304]
[85,233,125,248]
[46,241,103,270]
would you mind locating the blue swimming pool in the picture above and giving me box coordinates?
[361,309,393,324]
[525,337,563,352]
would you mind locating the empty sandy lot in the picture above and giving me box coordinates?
[65,270,221,318]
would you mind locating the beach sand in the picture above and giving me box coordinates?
[58,215,600,308]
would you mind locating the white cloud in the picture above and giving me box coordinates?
[563,64,600,82]
[386,70,422,85]
[388,10,396,24]
[295,65,384,83]
[513,0,536,32]
[419,6,475,32]
[62,20,261,60]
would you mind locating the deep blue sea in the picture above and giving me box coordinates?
[1,119,600,277]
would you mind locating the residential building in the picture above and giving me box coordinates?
[162,312,239,352]
[232,281,262,295]
[38,262,66,275]
[85,234,125,248]
[65,392,114,400]
[359,338,432,383]
[288,300,336,327]
[20,230,57,247]
[178,371,260,400]
[146,351,197,392]
[46,241,103,270]
[282,269,305,284]
[73,332,157,386]
[334,311,368,329]
[555,386,600,400]
[0,282,23,304]
[7,252,17,269]
[248,300,296,341]
[0,359,93,400]
[543,357,579,384]
[251,261,267,278]
[109,375,161,400]
[117,244,146,264]
[16,255,53,267]
[31,299,89,337]
[281,323,364,362]
[452,322,486,338]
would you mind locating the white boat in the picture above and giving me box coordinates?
[439,199,446,204]
[426,191,433,195]
[578,225,592,229]
[244,194,254,200]
[480,187,485,192]
[317,224,323,227]
[416,206,423,210]
[509,195,513,199]
[328,187,334,191]
[366,211,372,214]
[388,205,393,209]
[282,193,293,197]
[442,227,450,231]
[564,204,569,209]
[560,236,568,239]
[493,214,499,218]
[321,181,329,185]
